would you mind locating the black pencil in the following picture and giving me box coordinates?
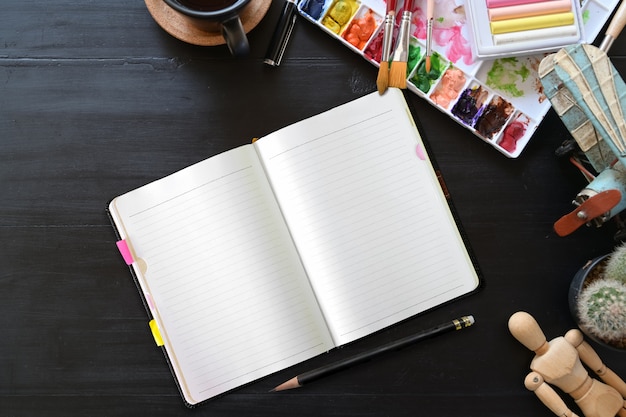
[270,315,475,391]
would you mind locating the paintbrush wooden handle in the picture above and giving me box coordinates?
[601,0,626,51]
[426,0,434,56]
[606,0,626,39]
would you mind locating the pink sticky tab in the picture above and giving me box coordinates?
[416,144,426,160]
[116,240,134,265]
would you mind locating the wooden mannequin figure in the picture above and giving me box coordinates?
[508,311,626,417]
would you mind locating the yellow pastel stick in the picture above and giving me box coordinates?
[490,11,574,34]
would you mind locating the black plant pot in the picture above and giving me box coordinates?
[569,254,626,351]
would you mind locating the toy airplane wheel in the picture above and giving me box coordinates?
[554,190,621,237]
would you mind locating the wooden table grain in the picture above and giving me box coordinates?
[2,1,625,416]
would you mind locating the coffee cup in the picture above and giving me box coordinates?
[162,0,252,56]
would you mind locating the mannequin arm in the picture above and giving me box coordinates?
[565,329,626,398]
[525,372,581,417]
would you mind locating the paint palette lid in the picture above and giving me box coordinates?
[465,0,584,60]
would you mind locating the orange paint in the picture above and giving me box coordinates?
[342,10,377,50]
[430,67,466,108]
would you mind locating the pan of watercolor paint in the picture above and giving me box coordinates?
[296,0,620,158]
[465,0,584,59]
[409,54,532,154]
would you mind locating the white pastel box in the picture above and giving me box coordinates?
[465,0,584,60]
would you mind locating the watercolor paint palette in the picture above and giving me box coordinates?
[297,0,620,158]
[465,0,584,60]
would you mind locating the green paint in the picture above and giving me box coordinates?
[407,42,422,75]
[485,58,530,98]
[410,52,445,93]
[583,10,590,24]
[437,17,444,23]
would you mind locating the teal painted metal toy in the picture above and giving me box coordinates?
[540,1,626,238]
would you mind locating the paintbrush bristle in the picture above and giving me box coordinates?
[425,56,431,73]
[377,61,389,94]
[388,61,407,89]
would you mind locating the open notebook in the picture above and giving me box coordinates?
[108,88,480,405]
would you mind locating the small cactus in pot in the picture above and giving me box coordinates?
[570,243,626,350]
[605,244,626,282]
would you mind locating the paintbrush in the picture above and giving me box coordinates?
[425,0,434,72]
[377,0,398,94]
[388,0,415,89]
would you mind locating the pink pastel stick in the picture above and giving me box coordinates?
[486,0,549,8]
[489,0,571,21]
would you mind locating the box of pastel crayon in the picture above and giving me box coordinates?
[296,0,620,158]
[465,0,584,59]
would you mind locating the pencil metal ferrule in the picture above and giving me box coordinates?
[391,10,411,62]
[453,315,475,330]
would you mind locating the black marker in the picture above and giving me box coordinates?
[264,0,298,66]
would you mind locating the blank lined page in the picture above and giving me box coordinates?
[109,146,333,404]
[256,90,479,345]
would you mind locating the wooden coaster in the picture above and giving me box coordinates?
[144,0,272,46]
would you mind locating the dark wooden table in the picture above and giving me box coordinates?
[2,1,625,416]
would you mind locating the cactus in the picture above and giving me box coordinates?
[577,277,626,346]
[604,242,626,284]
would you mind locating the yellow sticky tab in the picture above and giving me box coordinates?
[149,319,164,347]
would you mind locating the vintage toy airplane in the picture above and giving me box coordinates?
[540,1,626,238]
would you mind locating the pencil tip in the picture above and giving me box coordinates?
[272,377,301,392]
[268,388,276,393]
